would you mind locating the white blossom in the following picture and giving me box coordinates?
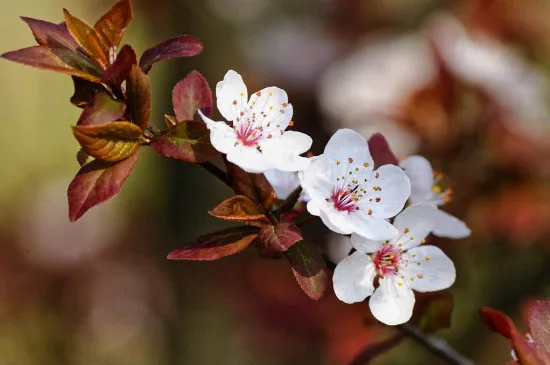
[333,204,456,325]
[199,70,312,173]
[300,129,411,241]
[400,155,470,239]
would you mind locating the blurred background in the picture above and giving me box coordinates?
[1,0,550,364]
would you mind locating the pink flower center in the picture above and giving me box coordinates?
[236,122,263,146]
[373,245,401,277]
[330,188,358,213]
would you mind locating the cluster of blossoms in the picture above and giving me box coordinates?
[201,70,470,326]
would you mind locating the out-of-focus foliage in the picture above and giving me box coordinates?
[2,0,550,364]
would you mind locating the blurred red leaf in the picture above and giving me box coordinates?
[63,9,109,69]
[72,121,142,162]
[94,0,132,50]
[68,151,138,221]
[101,44,137,87]
[258,223,303,252]
[77,92,126,126]
[285,240,328,300]
[167,226,259,261]
[368,133,398,168]
[172,70,213,121]
[481,307,544,365]
[226,162,277,210]
[1,46,102,82]
[20,17,77,49]
[126,64,151,130]
[412,292,454,334]
[139,34,203,74]
[150,120,217,163]
[527,300,550,352]
[208,195,269,227]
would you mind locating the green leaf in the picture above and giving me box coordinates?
[150,120,217,163]
[285,240,328,300]
[167,226,259,261]
[72,121,142,162]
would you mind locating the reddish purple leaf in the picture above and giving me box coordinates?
[150,120,217,163]
[225,162,277,210]
[63,9,109,69]
[70,76,104,108]
[258,223,303,252]
[481,307,544,365]
[101,44,137,87]
[77,92,126,126]
[172,70,213,121]
[20,17,77,49]
[368,133,399,168]
[139,34,203,74]
[167,226,259,261]
[208,195,269,227]
[126,64,151,130]
[1,46,102,82]
[94,0,133,50]
[285,240,328,300]
[68,151,139,222]
[72,121,142,162]
[527,300,550,351]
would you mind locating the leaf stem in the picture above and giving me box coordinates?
[199,161,231,188]
[395,323,473,365]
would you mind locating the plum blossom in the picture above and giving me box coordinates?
[400,155,471,239]
[300,129,411,241]
[333,204,456,325]
[199,70,312,173]
[263,169,309,201]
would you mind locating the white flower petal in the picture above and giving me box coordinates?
[325,232,354,264]
[323,129,374,181]
[391,204,437,250]
[433,210,471,239]
[263,169,300,200]
[226,146,272,173]
[248,87,293,131]
[319,208,353,235]
[216,70,248,122]
[401,246,456,292]
[333,251,376,303]
[400,155,435,204]
[350,233,384,254]
[348,212,398,241]
[198,110,237,154]
[369,276,415,326]
[260,132,312,172]
[363,164,411,219]
[300,163,333,204]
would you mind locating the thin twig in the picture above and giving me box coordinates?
[199,161,231,188]
[396,323,473,365]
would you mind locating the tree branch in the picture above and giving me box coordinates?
[396,323,473,365]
